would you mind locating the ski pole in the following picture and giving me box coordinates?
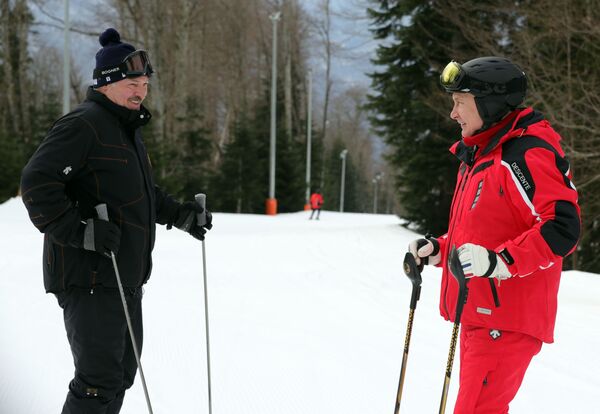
[393,251,423,414]
[95,204,154,414]
[194,193,213,414]
[439,247,469,414]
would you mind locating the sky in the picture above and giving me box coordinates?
[29,0,115,88]
[29,0,387,159]
[30,0,378,97]
[303,0,379,89]
[1,197,599,413]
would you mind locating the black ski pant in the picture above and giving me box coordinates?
[309,208,321,219]
[56,286,144,414]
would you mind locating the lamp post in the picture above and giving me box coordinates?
[266,11,281,215]
[62,0,70,115]
[373,172,383,213]
[339,149,348,212]
[304,69,313,210]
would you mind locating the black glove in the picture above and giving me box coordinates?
[83,219,121,257]
[204,210,213,230]
[171,201,213,241]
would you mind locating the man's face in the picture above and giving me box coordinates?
[450,92,483,137]
[101,76,149,110]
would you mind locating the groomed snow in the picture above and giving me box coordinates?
[1,197,598,413]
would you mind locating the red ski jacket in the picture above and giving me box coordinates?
[310,193,324,209]
[436,108,580,343]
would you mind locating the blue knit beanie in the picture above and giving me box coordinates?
[93,28,136,87]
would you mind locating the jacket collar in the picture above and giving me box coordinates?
[450,107,544,165]
[86,86,152,131]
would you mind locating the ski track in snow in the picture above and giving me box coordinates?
[1,198,599,413]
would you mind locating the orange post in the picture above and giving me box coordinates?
[303,204,311,211]
[266,198,278,215]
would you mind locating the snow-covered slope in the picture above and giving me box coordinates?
[1,197,598,413]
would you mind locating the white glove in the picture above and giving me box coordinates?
[409,236,441,266]
[457,243,512,280]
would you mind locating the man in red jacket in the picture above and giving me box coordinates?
[409,57,580,413]
[309,190,324,220]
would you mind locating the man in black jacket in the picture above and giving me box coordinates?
[20,28,211,414]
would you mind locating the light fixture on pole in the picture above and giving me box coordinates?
[266,11,281,215]
[304,69,313,211]
[63,0,70,115]
[373,172,383,213]
[339,149,348,212]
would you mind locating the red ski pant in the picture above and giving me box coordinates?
[453,325,542,414]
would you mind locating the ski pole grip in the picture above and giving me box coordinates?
[403,252,422,310]
[195,193,207,226]
[95,204,109,221]
[449,246,469,324]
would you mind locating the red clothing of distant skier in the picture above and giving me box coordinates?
[310,193,324,210]
[436,107,581,344]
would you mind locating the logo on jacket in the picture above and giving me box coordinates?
[62,166,72,175]
[489,329,502,340]
[510,162,532,191]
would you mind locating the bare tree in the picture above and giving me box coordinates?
[308,0,336,188]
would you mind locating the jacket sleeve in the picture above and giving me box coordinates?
[495,141,580,276]
[20,116,94,246]
[155,186,180,226]
[435,233,449,268]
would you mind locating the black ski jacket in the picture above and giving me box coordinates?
[21,87,179,293]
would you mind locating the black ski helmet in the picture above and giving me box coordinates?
[440,57,527,129]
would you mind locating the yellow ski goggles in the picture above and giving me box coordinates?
[440,61,465,90]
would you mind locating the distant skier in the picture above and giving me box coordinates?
[409,57,580,413]
[309,190,324,220]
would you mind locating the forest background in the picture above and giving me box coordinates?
[1,0,598,272]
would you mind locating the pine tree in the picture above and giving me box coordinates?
[209,115,268,213]
[322,140,343,212]
[321,139,368,213]
[148,95,212,201]
[366,0,475,234]
[0,1,55,201]
[275,132,305,212]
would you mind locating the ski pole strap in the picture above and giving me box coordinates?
[95,204,109,221]
[425,233,440,255]
[419,233,440,270]
[482,249,498,278]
